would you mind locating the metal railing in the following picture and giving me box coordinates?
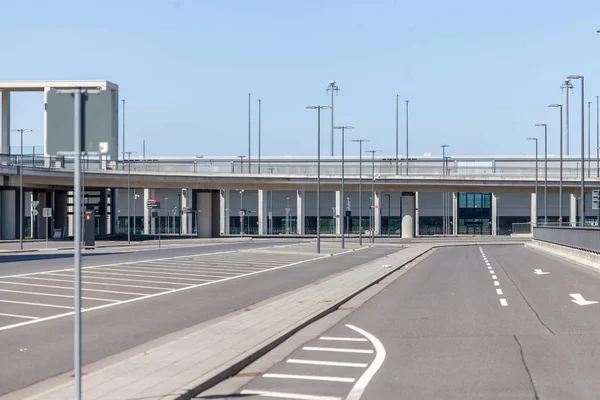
[533,226,600,253]
[3,153,600,179]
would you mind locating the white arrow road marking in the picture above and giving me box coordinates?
[534,269,550,275]
[570,293,599,306]
[345,324,386,400]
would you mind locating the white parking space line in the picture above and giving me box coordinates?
[319,337,368,342]
[0,288,118,302]
[287,359,368,368]
[496,289,503,295]
[44,273,190,287]
[500,298,508,306]
[240,390,341,400]
[302,347,374,354]
[10,276,171,291]
[0,299,73,309]
[141,265,246,275]
[263,373,355,383]
[345,324,387,400]
[124,263,241,274]
[74,270,212,283]
[0,312,39,320]
[0,280,145,296]
[95,266,223,279]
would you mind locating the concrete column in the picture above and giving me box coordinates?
[258,189,268,235]
[1,189,17,239]
[492,192,498,235]
[297,190,305,235]
[401,192,416,238]
[143,189,156,234]
[374,192,381,234]
[107,188,118,235]
[31,191,48,239]
[181,188,193,234]
[530,193,538,226]
[570,193,577,226]
[452,192,458,236]
[415,192,420,236]
[1,91,10,156]
[335,191,342,235]
[219,189,230,235]
[54,190,68,239]
[67,190,75,237]
[196,191,213,238]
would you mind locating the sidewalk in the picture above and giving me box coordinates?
[16,244,431,400]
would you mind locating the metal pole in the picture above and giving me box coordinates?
[581,77,586,224]
[133,190,136,236]
[143,139,146,159]
[566,79,571,156]
[122,99,125,170]
[327,81,339,157]
[317,107,321,253]
[19,130,23,250]
[359,142,363,245]
[405,100,409,175]
[544,125,548,224]
[442,146,446,234]
[73,89,82,400]
[248,93,251,173]
[371,151,375,243]
[396,95,399,175]
[240,190,244,237]
[597,96,599,178]
[341,127,345,249]
[588,101,592,178]
[559,106,563,224]
[258,99,261,174]
[535,139,538,219]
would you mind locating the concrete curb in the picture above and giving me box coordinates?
[526,240,600,275]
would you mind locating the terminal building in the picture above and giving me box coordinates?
[1,80,599,239]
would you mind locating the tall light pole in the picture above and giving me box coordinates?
[125,151,137,244]
[366,149,381,244]
[327,81,339,157]
[597,96,599,177]
[549,104,563,224]
[562,79,573,155]
[567,75,586,225]
[11,128,32,250]
[122,99,126,170]
[535,124,548,224]
[239,189,244,237]
[395,95,399,175]
[258,99,262,174]
[405,100,409,175]
[441,144,449,234]
[248,93,251,173]
[134,192,140,235]
[164,197,169,234]
[352,139,370,246]
[335,125,354,249]
[307,105,331,254]
[588,101,592,178]
[237,155,246,174]
[527,137,538,225]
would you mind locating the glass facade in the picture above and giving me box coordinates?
[457,193,492,235]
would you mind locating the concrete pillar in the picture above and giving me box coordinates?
[67,190,75,237]
[196,191,213,238]
[401,192,416,238]
[335,190,342,235]
[181,188,193,234]
[374,191,381,234]
[492,192,498,235]
[452,192,458,236]
[570,193,577,226]
[31,191,49,239]
[1,91,10,156]
[258,189,268,235]
[531,193,538,226]
[1,189,17,239]
[143,189,155,234]
[297,190,305,235]
[220,189,230,235]
[415,192,420,236]
[54,191,68,239]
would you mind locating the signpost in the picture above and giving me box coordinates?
[43,208,52,247]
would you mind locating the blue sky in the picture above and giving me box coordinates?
[2,0,600,158]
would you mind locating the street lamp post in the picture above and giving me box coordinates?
[441,144,449,234]
[334,125,354,249]
[122,99,126,170]
[567,75,586,225]
[405,100,409,175]
[588,101,592,178]
[125,151,137,244]
[366,150,381,244]
[237,155,246,174]
[258,99,262,174]
[239,189,244,237]
[395,95,399,175]
[562,79,573,155]
[164,197,168,234]
[327,81,339,156]
[134,192,140,235]
[307,105,331,254]
[549,105,563,224]
[11,128,33,250]
[352,139,370,246]
[527,137,539,225]
[597,96,599,178]
[248,93,251,173]
[535,124,548,224]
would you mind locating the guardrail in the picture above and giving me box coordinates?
[533,226,600,253]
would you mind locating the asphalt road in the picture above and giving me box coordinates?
[238,244,600,400]
[0,240,398,396]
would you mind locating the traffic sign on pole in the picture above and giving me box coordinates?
[592,190,600,210]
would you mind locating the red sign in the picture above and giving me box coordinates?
[85,214,92,221]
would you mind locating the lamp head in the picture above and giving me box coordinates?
[548,104,561,108]
[566,75,582,80]
[535,124,546,127]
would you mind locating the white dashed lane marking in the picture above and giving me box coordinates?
[480,247,508,308]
